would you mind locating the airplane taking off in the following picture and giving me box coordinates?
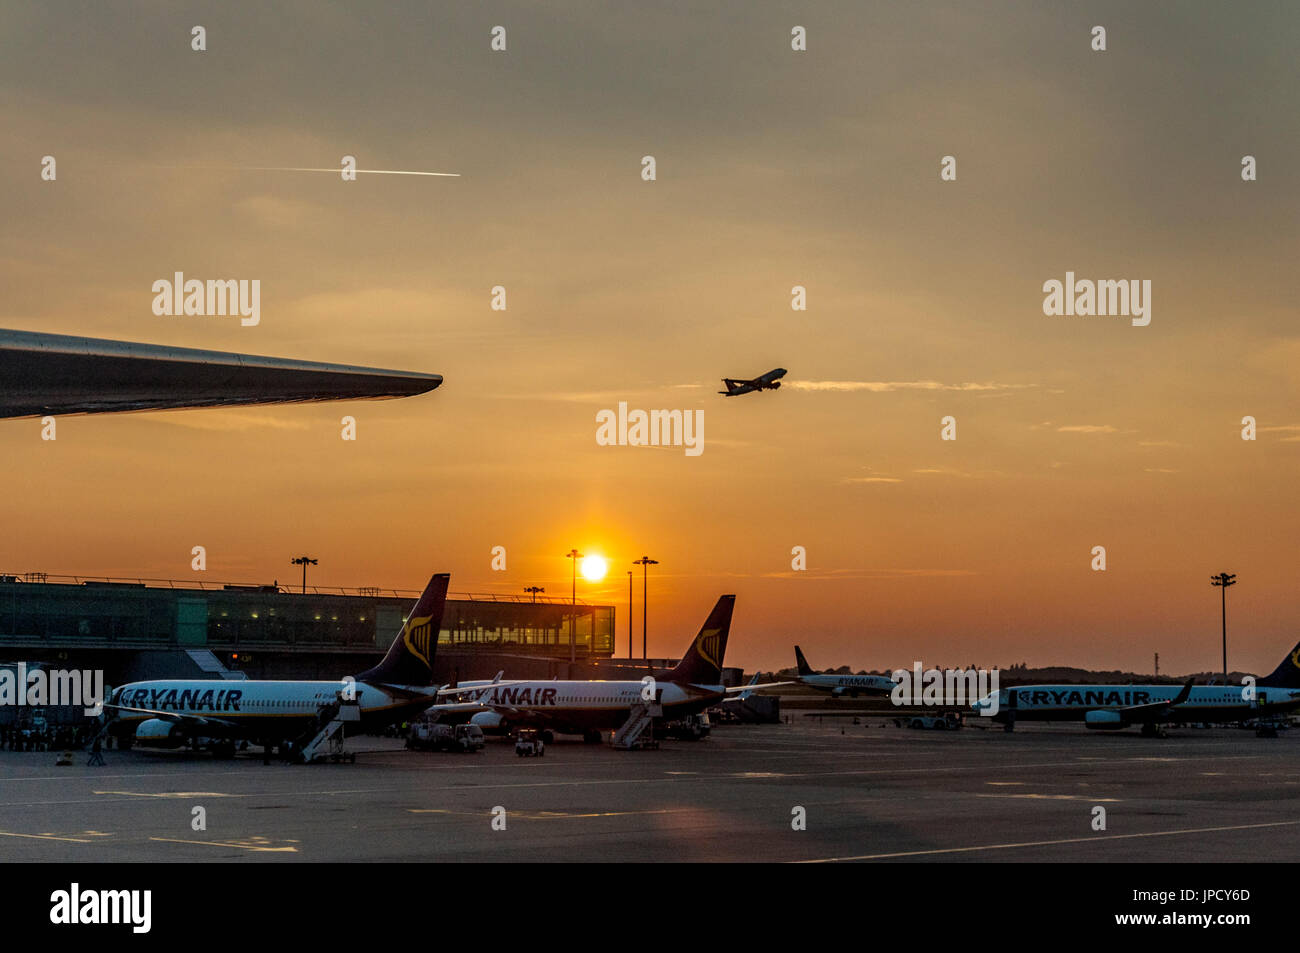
[793,645,896,697]
[104,574,451,758]
[972,641,1300,736]
[432,595,785,742]
[719,367,786,396]
[0,328,441,418]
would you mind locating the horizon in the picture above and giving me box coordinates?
[3,1,1297,677]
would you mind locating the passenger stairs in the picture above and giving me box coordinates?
[184,649,246,679]
[612,701,662,750]
[296,694,362,763]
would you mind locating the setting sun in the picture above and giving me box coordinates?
[580,555,608,582]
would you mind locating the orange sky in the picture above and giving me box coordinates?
[2,1,1298,676]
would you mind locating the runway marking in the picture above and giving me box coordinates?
[798,819,1300,862]
[150,836,298,853]
[95,790,240,798]
[408,808,684,820]
[0,830,97,843]
[985,781,1025,786]
[974,794,1121,802]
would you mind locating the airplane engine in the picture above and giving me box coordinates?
[1084,710,1125,730]
[770,381,780,389]
[470,711,507,735]
[134,718,186,748]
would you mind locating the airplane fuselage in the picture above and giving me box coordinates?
[111,679,435,744]
[448,679,724,734]
[975,684,1300,724]
[799,673,895,696]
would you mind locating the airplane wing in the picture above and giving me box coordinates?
[1115,679,1194,721]
[719,379,754,396]
[426,700,494,713]
[104,702,241,730]
[0,328,442,418]
[723,680,795,693]
[435,679,529,697]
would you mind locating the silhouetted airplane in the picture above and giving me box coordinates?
[718,367,786,396]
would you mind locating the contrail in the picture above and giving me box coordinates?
[241,167,460,177]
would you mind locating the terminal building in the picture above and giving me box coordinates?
[0,573,616,687]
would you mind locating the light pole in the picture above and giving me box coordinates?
[565,549,583,663]
[1210,572,1237,683]
[627,570,633,658]
[524,586,544,604]
[633,555,658,659]
[290,555,317,594]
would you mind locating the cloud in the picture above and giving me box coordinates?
[840,476,903,484]
[149,411,312,432]
[1056,424,1119,433]
[788,380,1036,393]
[759,568,978,579]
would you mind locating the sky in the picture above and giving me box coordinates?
[1,1,1298,676]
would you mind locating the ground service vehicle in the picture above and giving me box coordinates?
[515,729,545,757]
[407,722,485,753]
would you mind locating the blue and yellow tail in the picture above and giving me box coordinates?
[660,595,735,685]
[1259,641,1300,688]
[356,574,449,686]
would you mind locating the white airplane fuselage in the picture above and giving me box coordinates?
[111,679,435,745]
[974,683,1300,725]
[799,673,896,697]
[447,679,723,734]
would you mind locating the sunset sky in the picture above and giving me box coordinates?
[2,1,1298,675]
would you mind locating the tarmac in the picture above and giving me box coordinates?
[1,716,1297,862]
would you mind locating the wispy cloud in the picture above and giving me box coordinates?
[1056,424,1119,434]
[149,411,312,432]
[759,568,978,579]
[788,380,1036,393]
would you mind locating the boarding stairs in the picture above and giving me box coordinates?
[296,694,362,763]
[612,700,662,750]
[184,649,246,679]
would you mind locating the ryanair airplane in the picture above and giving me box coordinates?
[972,640,1300,736]
[793,645,896,697]
[105,574,450,758]
[433,595,781,742]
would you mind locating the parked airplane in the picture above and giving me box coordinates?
[432,595,783,742]
[719,367,786,397]
[972,641,1300,736]
[793,645,896,697]
[104,574,450,758]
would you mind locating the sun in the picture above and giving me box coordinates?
[580,554,608,582]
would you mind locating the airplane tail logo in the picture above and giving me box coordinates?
[404,616,434,668]
[356,573,449,686]
[794,645,814,676]
[1258,640,1300,688]
[660,595,735,685]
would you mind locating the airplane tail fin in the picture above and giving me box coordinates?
[356,574,449,686]
[1258,641,1300,688]
[794,645,814,676]
[660,595,735,685]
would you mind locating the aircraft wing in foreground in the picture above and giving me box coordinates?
[0,328,442,418]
